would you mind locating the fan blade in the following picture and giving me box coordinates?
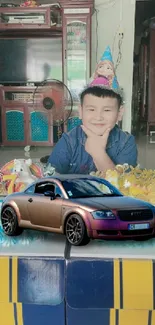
[33,80,73,127]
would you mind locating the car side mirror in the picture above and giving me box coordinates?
[44,191,55,200]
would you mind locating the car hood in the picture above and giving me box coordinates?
[70,196,153,210]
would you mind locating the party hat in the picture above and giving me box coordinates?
[90,46,119,91]
[100,46,113,63]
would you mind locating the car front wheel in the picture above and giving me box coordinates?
[1,206,23,236]
[65,214,90,246]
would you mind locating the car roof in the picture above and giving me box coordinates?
[37,174,97,183]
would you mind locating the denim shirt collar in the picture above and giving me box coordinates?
[106,125,120,149]
[80,125,120,149]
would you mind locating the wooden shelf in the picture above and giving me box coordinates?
[0,27,62,38]
[0,6,62,32]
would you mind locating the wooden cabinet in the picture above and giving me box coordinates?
[0,86,53,146]
[147,29,155,135]
[62,5,93,134]
[0,1,94,146]
[0,6,62,31]
[63,10,91,101]
[138,26,155,136]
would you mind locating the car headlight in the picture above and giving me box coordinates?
[91,210,116,220]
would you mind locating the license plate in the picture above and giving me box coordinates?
[128,223,150,230]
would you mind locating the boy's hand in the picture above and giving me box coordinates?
[81,125,110,158]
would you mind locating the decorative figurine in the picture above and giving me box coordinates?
[90,46,119,90]
[0,159,42,194]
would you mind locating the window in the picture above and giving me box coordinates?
[34,181,64,197]
[25,184,35,194]
[35,182,55,195]
[62,178,122,199]
[55,184,63,198]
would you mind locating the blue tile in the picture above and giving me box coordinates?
[67,307,110,325]
[18,258,65,305]
[66,259,114,309]
[22,304,65,325]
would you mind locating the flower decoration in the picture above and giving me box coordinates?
[92,164,155,205]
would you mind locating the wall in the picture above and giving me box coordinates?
[92,0,136,133]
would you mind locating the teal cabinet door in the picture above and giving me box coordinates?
[3,107,26,145]
[30,111,49,142]
[29,110,52,146]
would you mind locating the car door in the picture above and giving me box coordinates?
[13,184,36,221]
[27,181,64,229]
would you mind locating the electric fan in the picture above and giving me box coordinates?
[32,79,73,142]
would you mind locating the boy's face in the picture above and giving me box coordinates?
[79,94,124,136]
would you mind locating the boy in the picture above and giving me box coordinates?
[47,86,137,174]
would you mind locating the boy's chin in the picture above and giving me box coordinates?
[95,131,106,136]
[90,126,110,136]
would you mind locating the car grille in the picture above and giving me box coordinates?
[118,209,153,222]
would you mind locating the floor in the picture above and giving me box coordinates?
[0,145,50,168]
[0,134,155,169]
[137,134,155,169]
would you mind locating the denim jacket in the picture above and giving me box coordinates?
[48,125,137,174]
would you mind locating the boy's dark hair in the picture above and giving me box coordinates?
[80,86,123,107]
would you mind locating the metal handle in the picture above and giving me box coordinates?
[28,198,33,203]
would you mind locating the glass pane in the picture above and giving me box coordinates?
[26,38,62,82]
[66,21,87,101]
[30,111,48,142]
[6,110,24,141]
[0,11,46,24]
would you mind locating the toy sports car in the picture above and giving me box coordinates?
[1,174,155,246]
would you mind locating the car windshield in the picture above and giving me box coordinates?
[62,178,122,199]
